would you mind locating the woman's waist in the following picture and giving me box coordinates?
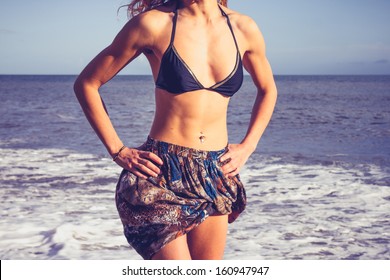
[149,117,229,151]
[141,136,227,160]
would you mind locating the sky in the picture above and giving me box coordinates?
[0,0,389,75]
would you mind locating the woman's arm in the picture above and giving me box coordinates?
[74,14,163,178]
[220,16,277,178]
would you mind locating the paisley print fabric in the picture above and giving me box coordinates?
[115,136,246,259]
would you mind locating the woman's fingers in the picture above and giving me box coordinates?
[136,158,160,177]
[115,148,163,178]
[219,143,250,178]
[219,145,237,174]
[139,151,163,175]
[128,168,149,179]
[141,151,164,165]
[219,150,232,164]
[227,167,240,178]
[219,144,239,163]
[220,160,239,177]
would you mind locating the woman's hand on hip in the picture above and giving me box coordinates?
[219,143,253,178]
[114,147,163,179]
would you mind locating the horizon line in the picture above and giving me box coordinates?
[1,73,390,76]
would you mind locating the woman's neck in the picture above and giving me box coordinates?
[177,0,220,19]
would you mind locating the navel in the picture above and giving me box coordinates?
[199,132,206,144]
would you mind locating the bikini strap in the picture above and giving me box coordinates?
[218,5,240,51]
[169,9,178,46]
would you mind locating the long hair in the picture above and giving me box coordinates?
[125,0,228,18]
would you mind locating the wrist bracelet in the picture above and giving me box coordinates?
[112,145,126,161]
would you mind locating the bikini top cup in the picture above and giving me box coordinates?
[155,5,244,97]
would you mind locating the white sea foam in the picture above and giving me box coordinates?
[0,149,389,259]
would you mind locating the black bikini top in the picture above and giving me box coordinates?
[155,5,243,97]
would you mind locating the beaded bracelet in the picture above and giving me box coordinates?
[112,145,127,161]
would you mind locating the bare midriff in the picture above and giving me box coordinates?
[149,88,230,151]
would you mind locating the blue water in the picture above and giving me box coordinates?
[0,75,389,259]
[1,75,389,165]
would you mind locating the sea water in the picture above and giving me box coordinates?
[0,75,389,259]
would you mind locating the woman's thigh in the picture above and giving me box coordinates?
[151,234,192,260]
[187,214,228,260]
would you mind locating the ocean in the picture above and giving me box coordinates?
[0,75,389,260]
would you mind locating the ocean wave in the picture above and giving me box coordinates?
[0,148,389,259]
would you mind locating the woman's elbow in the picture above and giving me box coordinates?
[73,76,84,96]
[271,84,278,100]
[257,83,277,100]
[73,76,95,98]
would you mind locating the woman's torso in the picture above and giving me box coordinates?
[142,3,244,150]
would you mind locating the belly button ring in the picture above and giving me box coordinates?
[199,132,206,143]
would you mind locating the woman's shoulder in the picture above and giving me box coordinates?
[222,6,261,37]
[122,3,175,35]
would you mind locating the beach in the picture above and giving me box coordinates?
[0,75,389,259]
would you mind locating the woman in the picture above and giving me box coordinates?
[74,0,277,260]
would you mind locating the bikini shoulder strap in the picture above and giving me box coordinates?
[169,9,178,45]
[218,5,240,51]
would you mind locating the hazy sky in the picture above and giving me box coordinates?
[1,0,389,75]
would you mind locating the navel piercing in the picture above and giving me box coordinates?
[199,132,206,143]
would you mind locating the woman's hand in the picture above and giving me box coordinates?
[114,147,163,179]
[219,143,254,178]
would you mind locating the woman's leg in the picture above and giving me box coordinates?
[151,234,192,260]
[187,214,228,260]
